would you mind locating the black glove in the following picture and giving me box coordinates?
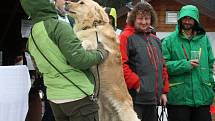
[97,42,109,63]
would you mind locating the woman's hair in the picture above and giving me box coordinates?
[127,1,157,27]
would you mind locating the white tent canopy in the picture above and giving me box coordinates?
[0,65,31,121]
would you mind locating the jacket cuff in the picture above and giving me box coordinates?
[162,85,169,94]
[133,79,140,89]
[126,74,140,89]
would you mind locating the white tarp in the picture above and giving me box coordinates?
[0,65,31,121]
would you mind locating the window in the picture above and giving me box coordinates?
[165,11,178,24]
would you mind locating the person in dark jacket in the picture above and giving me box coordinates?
[162,5,215,121]
[20,0,108,121]
[119,2,169,121]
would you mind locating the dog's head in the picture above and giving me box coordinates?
[65,0,109,27]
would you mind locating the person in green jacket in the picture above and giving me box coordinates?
[20,0,108,121]
[162,5,215,121]
[54,0,74,26]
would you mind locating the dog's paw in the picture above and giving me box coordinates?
[81,40,97,50]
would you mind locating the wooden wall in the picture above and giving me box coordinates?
[151,0,215,32]
[117,0,215,32]
[150,0,181,32]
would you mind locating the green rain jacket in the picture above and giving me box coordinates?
[20,0,103,100]
[162,5,215,106]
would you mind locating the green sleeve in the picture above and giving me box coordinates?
[206,36,215,84]
[45,19,102,70]
[162,37,192,76]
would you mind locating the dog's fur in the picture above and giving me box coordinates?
[66,0,140,121]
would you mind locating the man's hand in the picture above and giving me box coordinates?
[136,86,140,92]
[190,60,199,69]
[160,94,168,106]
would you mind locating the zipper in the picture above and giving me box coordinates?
[146,46,153,65]
[146,37,159,102]
[153,47,160,101]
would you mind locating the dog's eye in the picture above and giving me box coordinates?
[80,1,84,4]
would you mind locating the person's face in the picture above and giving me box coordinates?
[55,0,66,10]
[134,11,151,31]
[108,16,114,26]
[181,16,195,30]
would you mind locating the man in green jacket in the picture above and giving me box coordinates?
[162,5,215,121]
[20,0,108,121]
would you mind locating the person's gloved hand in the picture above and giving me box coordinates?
[97,42,109,63]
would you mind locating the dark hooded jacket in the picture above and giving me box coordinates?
[20,0,103,100]
[162,5,215,106]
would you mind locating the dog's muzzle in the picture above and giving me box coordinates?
[64,2,70,12]
[64,2,76,14]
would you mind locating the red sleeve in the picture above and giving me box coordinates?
[162,59,169,93]
[119,33,140,89]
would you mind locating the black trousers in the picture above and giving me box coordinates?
[167,105,212,121]
[49,97,99,121]
[134,104,157,121]
[42,99,55,121]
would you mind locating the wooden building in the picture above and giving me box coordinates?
[106,0,215,32]
[101,0,215,53]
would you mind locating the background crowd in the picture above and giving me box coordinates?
[17,0,215,121]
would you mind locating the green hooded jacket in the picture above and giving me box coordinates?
[162,5,215,106]
[20,0,103,100]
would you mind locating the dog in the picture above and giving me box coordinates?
[65,0,140,121]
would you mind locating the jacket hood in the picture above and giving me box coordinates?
[105,7,117,29]
[178,5,199,23]
[20,0,58,24]
[177,5,205,34]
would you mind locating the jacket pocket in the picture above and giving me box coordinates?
[198,67,209,83]
[135,45,151,66]
[200,82,214,104]
[79,104,99,121]
[169,82,184,87]
[139,77,154,93]
[168,81,185,104]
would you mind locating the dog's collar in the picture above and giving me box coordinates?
[93,20,105,26]
[82,26,91,30]
[82,20,106,30]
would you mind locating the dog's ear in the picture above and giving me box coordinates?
[94,3,109,23]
